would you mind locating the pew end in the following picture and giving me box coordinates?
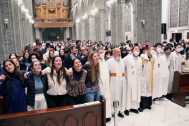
[0,95,106,126]
[172,71,189,107]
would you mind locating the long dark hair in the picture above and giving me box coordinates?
[9,53,18,59]
[3,59,24,85]
[50,56,69,84]
[22,52,29,63]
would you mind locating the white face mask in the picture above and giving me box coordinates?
[32,58,38,62]
[181,48,184,51]
[163,44,166,46]
[99,53,105,60]
[11,56,16,59]
[161,49,164,54]
[176,48,181,53]
[157,48,162,54]
[56,48,60,51]
[133,51,139,57]
[103,47,105,50]
[150,50,155,55]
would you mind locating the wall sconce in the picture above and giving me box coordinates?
[82,14,87,19]
[76,18,80,23]
[92,8,97,15]
[107,0,114,7]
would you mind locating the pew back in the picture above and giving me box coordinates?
[0,96,106,126]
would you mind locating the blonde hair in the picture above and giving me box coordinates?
[88,51,100,82]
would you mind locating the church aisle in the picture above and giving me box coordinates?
[106,99,189,126]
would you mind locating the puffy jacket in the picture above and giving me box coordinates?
[25,72,48,106]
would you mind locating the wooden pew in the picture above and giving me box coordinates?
[172,71,189,107]
[0,96,106,126]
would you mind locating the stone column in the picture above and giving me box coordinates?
[88,15,96,41]
[99,9,106,43]
[81,20,85,41]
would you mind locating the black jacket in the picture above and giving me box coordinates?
[25,72,48,106]
[64,54,74,69]
[19,60,27,71]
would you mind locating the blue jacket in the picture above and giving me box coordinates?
[77,54,88,65]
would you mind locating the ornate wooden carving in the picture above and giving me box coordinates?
[63,114,78,126]
[42,117,58,126]
[82,111,97,126]
[21,121,35,126]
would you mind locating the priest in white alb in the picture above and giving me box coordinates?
[140,46,155,111]
[97,48,111,122]
[152,43,164,105]
[159,47,171,100]
[167,44,182,99]
[106,48,126,118]
[123,46,142,115]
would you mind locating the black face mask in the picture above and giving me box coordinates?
[121,53,128,58]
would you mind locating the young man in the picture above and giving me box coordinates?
[97,48,111,122]
[64,46,77,69]
[152,43,164,104]
[123,46,142,115]
[140,46,155,110]
[159,47,171,100]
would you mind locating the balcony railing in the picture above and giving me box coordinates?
[34,18,74,28]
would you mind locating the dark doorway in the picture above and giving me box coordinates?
[172,33,182,43]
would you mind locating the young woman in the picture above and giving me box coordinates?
[24,60,48,111]
[46,51,54,67]
[20,52,31,71]
[59,49,65,62]
[42,56,69,108]
[9,53,18,59]
[35,49,46,63]
[82,52,102,102]
[28,53,47,71]
[0,59,27,114]
[67,59,87,105]
[12,58,20,70]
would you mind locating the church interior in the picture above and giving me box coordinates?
[0,0,189,126]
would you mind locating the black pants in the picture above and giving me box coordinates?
[67,95,85,105]
[47,94,67,108]
[140,96,152,110]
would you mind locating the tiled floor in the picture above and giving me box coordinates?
[106,99,189,126]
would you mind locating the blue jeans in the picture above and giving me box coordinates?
[85,88,102,102]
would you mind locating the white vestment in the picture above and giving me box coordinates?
[140,54,153,97]
[159,54,170,95]
[123,55,142,110]
[152,52,162,99]
[106,57,126,112]
[99,59,111,118]
[168,51,182,93]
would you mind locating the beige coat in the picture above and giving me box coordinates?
[43,67,67,96]
[182,55,189,73]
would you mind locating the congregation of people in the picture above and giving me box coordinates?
[0,39,189,122]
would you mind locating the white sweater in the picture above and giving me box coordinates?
[43,67,67,95]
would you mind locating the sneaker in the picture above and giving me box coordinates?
[153,100,160,105]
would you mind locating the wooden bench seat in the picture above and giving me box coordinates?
[180,86,189,93]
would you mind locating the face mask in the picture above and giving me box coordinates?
[10,56,16,59]
[181,48,184,51]
[32,58,38,62]
[150,50,155,55]
[99,53,105,60]
[157,48,162,54]
[176,48,181,53]
[161,49,164,54]
[163,44,166,46]
[133,51,139,56]
[56,48,60,51]
[103,47,105,50]
[166,52,171,56]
